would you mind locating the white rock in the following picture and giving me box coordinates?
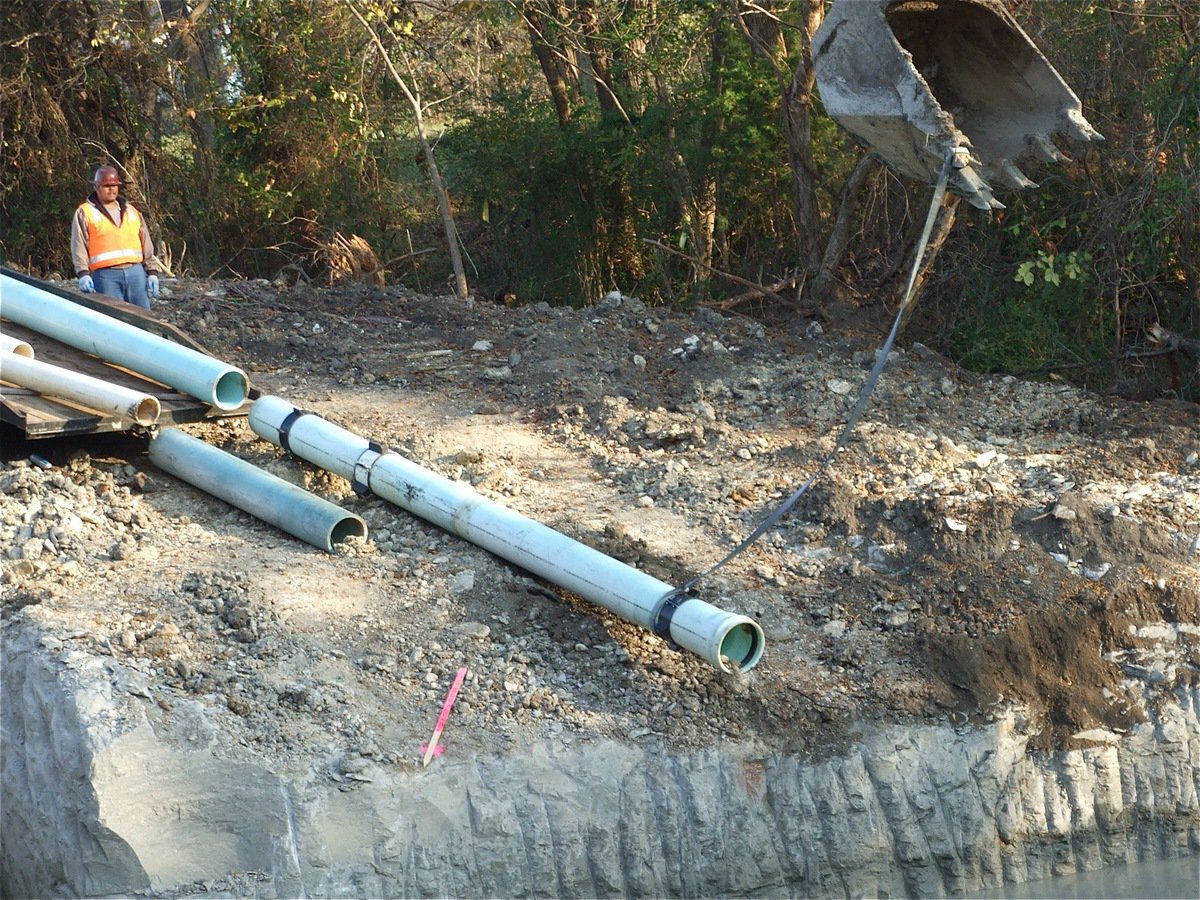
[821,619,847,638]
[975,450,997,469]
[449,570,476,594]
[1050,503,1076,521]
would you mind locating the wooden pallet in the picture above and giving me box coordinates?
[1,268,252,439]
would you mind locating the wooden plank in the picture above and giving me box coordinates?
[1,384,250,438]
[1,392,120,437]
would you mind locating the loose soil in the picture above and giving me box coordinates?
[3,278,1197,780]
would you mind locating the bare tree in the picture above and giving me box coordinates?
[348,1,469,300]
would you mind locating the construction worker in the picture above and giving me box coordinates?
[71,165,162,309]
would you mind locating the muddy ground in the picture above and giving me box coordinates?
[3,277,1198,780]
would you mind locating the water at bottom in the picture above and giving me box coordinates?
[962,854,1199,899]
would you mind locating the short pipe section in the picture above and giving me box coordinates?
[148,428,366,552]
[249,395,765,672]
[0,333,34,357]
[0,351,161,426]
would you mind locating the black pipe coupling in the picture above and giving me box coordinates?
[651,587,696,651]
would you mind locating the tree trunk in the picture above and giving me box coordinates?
[577,0,628,125]
[784,1,824,272]
[817,152,883,300]
[521,0,573,125]
[652,9,724,295]
[164,0,218,182]
[899,193,960,335]
[350,5,469,300]
[735,1,824,274]
[695,14,724,282]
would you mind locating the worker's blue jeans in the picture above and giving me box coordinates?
[93,264,151,310]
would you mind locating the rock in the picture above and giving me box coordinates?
[1050,503,1076,521]
[821,620,847,638]
[450,570,476,593]
[4,559,36,582]
[451,622,491,640]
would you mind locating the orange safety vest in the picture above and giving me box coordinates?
[80,202,144,270]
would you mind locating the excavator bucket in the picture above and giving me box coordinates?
[813,0,1103,209]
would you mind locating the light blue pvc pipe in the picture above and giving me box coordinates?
[0,272,248,410]
[249,395,764,672]
[148,428,366,552]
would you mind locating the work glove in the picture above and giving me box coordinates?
[77,274,95,293]
[147,274,160,299]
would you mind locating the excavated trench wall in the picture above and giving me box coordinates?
[3,615,1199,899]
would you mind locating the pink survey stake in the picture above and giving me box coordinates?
[422,666,468,766]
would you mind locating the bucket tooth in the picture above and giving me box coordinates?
[964,192,997,211]
[813,0,1099,203]
[952,164,1000,210]
[1029,133,1070,164]
[1064,109,1105,143]
[997,159,1039,190]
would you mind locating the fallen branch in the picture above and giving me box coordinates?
[641,238,810,308]
[381,247,435,268]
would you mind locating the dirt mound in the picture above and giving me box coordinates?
[3,277,1197,769]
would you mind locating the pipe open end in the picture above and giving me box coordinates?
[211,370,250,411]
[133,397,161,426]
[328,515,368,550]
[718,620,765,673]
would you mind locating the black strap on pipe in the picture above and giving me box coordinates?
[680,147,965,595]
[276,407,314,455]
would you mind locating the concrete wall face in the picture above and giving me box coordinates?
[3,612,1198,898]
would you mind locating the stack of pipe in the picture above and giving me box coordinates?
[0,271,248,411]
